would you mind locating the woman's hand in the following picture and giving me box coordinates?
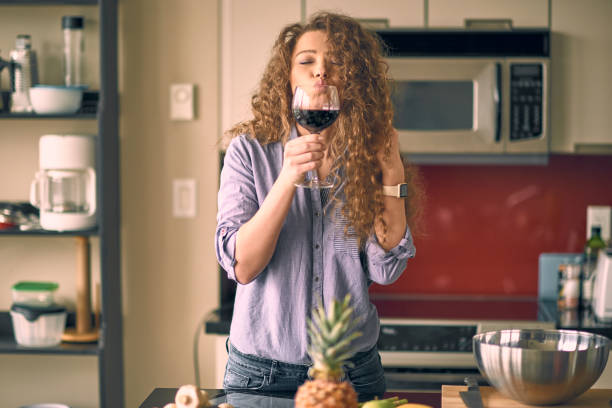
[280,133,326,186]
[377,130,404,185]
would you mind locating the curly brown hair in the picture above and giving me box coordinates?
[227,12,423,245]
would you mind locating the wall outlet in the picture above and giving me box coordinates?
[586,205,612,242]
[172,178,197,218]
[170,83,195,121]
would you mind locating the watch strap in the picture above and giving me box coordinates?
[382,183,408,198]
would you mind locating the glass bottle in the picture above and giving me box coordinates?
[9,34,38,112]
[582,226,607,309]
[62,16,85,87]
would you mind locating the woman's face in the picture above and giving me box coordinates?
[290,30,342,94]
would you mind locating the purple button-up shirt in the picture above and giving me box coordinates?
[215,128,415,365]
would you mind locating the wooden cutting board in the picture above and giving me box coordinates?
[441,385,612,407]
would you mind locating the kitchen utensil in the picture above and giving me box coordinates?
[29,85,83,114]
[459,377,484,408]
[592,250,612,321]
[62,236,99,343]
[12,281,59,306]
[9,34,38,112]
[30,134,96,231]
[10,303,66,347]
[473,329,611,405]
[442,385,612,407]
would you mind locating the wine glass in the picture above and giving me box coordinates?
[292,84,340,189]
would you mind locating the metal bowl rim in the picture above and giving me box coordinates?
[473,328,611,348]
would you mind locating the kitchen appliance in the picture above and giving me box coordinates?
[592,250,612,321]
[373,296,555,391]
[473,329,610,405]
[375,29,550,164]
[30,134,96,231]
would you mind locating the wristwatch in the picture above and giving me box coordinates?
[382,183,408,198]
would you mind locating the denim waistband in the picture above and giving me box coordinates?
[227,338,379,369]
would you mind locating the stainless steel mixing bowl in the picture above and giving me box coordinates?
[473,329,611,406]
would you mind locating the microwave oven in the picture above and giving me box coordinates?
[376,29,550,164]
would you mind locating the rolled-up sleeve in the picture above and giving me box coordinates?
[364,225,416,285]
[215,136,260,281]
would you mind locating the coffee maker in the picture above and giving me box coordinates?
[592,249,612,321]
[30,134,97,231]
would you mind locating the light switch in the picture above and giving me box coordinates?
[172,178,197,218]
[170,83,195,120]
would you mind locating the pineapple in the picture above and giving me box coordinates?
[295,295,362,408]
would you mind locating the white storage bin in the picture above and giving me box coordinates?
[10,303,67,347]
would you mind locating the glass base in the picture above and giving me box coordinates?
[295,179,334,189]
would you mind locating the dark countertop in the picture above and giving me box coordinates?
[139,388,442,408]
[205,298,612,340]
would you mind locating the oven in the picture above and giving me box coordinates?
[372,295,556,391]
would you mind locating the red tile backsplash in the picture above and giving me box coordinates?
[371,154,612,296]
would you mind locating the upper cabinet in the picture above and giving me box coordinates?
[306,0,424,27]
[220,0,300,142]
[550,0,612,153]
[429,0,548,28]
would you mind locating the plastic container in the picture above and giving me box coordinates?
[11,281,59,306]
[62,16,84,87]
[10,303,66,347]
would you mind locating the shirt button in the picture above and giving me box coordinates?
[314,276,319,282]
[315,211,320,217]
[315,243,320,249]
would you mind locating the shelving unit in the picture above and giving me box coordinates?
[0,0,122,407]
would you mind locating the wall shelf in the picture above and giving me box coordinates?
[0,1,97,5]
[0,0,122,406]
[0,312,99,355]
[0,228,98,236]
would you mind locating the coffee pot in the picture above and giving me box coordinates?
[30,134,96,231]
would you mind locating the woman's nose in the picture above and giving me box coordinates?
[315,62,328,78]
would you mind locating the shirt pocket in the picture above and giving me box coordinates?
[332,208,360,260]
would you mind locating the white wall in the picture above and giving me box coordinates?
[119,0,220,406]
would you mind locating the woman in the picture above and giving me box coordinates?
[215,12,422,397]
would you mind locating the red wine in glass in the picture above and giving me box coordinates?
[293,109,340,133]
[292,85,340,188]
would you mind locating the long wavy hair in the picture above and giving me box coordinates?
[227,12,423,246]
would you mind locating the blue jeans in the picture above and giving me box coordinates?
[223,340,386,399]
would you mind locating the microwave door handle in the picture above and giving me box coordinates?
[495,63,502,143]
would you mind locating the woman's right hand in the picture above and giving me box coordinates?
[280,133,326,186]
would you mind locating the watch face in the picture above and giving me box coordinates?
[399,183,408,198]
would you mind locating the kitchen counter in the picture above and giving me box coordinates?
[139,388,442,408]
[206,298,612,340]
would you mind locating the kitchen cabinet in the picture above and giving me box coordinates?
[306,0,424,27]
[220,0,300,144]
[428,0,548,28]
[0,1,122,407]
[550,0,612,154]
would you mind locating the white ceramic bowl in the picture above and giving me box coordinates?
[29,85,83,114]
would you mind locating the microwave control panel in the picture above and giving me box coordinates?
[510,64,543,141]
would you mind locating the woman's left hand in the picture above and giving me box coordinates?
[377,130,405,185]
